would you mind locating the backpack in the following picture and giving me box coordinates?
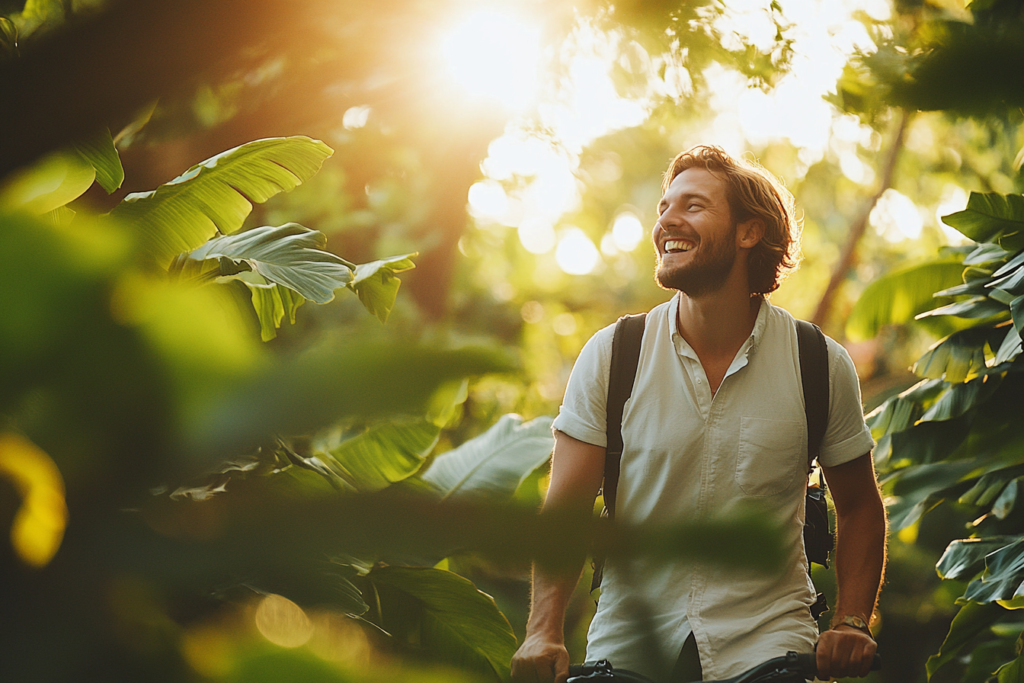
[591,313,833,621]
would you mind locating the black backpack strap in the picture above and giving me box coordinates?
[796,319,832,620]
[591,312,646,593]
[603,313,647,519]
[795,320,829,470]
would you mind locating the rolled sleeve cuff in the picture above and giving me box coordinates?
[552,408,607,448]
[819,429,875,468]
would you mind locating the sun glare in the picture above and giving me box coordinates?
[466,0,899,274]
[440,9,541,110]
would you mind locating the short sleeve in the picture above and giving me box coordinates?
[551,324,616,448]
[818,338,876,467]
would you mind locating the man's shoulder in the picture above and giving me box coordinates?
[584,297,674,351]
[762,301,845,355]
[761,302,861,389]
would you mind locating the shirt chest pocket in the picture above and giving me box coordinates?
[735,417,806,497]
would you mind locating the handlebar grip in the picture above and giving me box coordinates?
[796,652,882,676]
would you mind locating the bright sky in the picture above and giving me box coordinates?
[441,0,942,276]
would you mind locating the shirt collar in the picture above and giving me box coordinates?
[668,293,769,360]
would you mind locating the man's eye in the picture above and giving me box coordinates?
[688,204,702,211]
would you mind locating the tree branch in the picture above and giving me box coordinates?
[811,110,910,329]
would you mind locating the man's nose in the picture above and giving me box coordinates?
[656,209,684,232]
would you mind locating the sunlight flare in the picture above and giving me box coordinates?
[440,8,541,110]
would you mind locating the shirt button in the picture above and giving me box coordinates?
[697,378,702,384]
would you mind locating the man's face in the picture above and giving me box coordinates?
[652,167,738,296]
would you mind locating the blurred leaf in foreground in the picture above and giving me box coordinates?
[0,433,67,567]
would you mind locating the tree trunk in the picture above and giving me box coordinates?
[811,111,910,329]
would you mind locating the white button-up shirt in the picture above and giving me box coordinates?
[552,295,874,680]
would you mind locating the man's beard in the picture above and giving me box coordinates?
[655,225,737,297]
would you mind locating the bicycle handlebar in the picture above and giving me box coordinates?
[568,651,881,683]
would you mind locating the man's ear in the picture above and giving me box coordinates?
[737,218,765,249]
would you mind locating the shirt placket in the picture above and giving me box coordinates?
[674,332,758,675]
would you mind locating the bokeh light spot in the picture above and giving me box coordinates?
[255,594,314,648]
[468,180,510,222]
[612,214,644,251]
[518,218,556,254]
[342,106,371,130]
[553,313,577,336]
[521,300,544,324]
[936,185,970,245]
[555,228,600,275]
[870,189,923,243]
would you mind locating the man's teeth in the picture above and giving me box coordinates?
[665,240,694,253]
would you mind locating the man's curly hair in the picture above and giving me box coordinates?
[663,145,802,296]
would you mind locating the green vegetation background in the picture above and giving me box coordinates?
[3,0,1024,682]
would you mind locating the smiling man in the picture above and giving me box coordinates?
[511,146,886,683]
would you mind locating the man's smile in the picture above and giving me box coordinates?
[663,239,696,254]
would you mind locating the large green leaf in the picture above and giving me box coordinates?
[994,327,1024,366]
[365,566,517,681]
[990,267,1024,298]
[189,223,353,303]
[943,193,1024,244]
[846,259,965,341]
[992,479,1021,520]
[965,243,1014,266]
[72,128,124,194]
[1011,294,1024,341]
[890,415,973,466]
[0,150,95,214]
[965,537,1024,604]
[998,653,1024,683]
[994,251,1024,279]
[935,279,993,298]
[241,560,370,617]
[926,601,1006,679]
[919,374,1004,423]
[111,137,333,267]
[418,414,554,501]
[885,460,980,531]
[865,378,944,439]
[938,538,1021,581]
[324,419,441,492]
[916,296,1009,322]
[960,467,1024,509]
[914,328,992,383]
[237,273,306,342]
[349,254,417,323]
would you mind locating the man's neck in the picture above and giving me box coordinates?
[675,282,762,366]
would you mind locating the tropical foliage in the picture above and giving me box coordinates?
[7,0,1024,681]
[857,195,1024,682]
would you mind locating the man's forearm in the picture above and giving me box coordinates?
[512,432,603,683]
[816,453,886,680]
[526,559,586,640]
[832,492,887,623]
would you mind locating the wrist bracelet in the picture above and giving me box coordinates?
[834,614,872,637]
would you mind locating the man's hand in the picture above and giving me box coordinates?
[511,633,570,683]
[815,625,876,679]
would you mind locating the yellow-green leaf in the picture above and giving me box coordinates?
[0,433,67,568]
[0,150,96,214]
[111,137,333,267]
[350,253,417,323]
